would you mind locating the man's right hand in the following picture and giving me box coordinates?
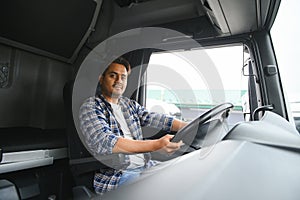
[156,134,183,154]
[112,134,182,154]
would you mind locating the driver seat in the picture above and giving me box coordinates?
[63,80,102,199]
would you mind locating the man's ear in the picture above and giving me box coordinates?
[99,75,103,85]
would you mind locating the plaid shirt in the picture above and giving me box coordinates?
[79,94,174,195]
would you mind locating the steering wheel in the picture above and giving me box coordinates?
[171,102,234,144]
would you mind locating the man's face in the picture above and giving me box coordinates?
[100,63,128,101]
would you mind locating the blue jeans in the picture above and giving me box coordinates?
[118,166,145,186]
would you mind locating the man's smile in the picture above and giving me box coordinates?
[113,84,123,90]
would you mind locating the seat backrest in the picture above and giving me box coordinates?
[63,80,104,188]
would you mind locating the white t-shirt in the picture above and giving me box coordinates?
[111,103,145,169]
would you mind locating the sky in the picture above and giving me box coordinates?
[148,45,245,91]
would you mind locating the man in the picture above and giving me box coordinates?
[79,57,187,195]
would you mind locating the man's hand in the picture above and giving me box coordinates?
[156,134,183,154]
[113,134,182,154]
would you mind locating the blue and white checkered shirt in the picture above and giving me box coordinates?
[79,94,174,195]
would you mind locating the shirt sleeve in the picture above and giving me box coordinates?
[132,100,175,131]
[79,97,120,155]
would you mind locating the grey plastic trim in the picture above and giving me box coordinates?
[225,111,300,149]
[0,148,67,174]
[69,0,103,63]
[202,0,230,34]
[0,157,53,174]
[47,148,68,160]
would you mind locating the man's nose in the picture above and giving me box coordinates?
[115,75,122,83]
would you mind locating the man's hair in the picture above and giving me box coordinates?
[103,57,131,76]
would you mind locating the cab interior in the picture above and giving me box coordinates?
[0,0,294,199]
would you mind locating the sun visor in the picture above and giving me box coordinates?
[200,0,267,35]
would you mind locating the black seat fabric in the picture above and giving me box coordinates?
[63,80,103,190]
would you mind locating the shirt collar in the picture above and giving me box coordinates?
[97,93,125,107]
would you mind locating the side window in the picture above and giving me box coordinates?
[271,1,300,132]
[145,45,247,125]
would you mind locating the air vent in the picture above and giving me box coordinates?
[0,63,10,88]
